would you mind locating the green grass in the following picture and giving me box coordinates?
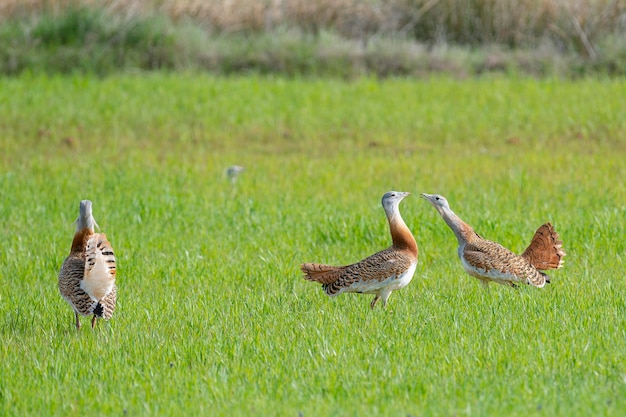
[0,74,625,416]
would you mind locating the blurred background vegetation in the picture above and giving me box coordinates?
[0,0,625,77]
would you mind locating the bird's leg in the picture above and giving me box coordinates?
[370,295,381,309]
[75,312,81,330]
[380,291,392,308]
[91,315,98,329]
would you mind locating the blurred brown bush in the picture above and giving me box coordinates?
[2,0,623,53]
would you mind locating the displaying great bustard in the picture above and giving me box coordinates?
[58,200,117,329]
[421,193,565,288]
[301,191,418,308]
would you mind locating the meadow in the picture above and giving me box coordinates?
[0,74,625,416]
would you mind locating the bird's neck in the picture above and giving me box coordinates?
[71,228,93,252]
[387,211,418,258]
[438,206,478,246]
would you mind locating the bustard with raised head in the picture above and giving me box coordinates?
[301,191,418,308]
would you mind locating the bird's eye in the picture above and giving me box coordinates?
[435,197,440,201]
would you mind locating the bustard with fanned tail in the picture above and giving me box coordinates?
[421,193,565,288]
[58,200,117,329]
[301,191,418,308]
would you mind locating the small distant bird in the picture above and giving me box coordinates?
[58,200,117,329]
[226,165,245,183]
[301,191,418,308]
[421,193,565,288]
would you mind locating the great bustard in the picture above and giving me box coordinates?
[421,193,565,288]
[58,200,117,329]
[301,191,418,308]
[226,165,245,183]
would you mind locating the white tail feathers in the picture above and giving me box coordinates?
[80,234,116,301]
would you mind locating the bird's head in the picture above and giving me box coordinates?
[75,200,99,232]
[226,165,245,183]
[382,191,410,216]
[420,193,451,214]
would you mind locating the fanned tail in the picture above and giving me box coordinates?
[301,263,346,284]
[521,223,566,271]
[82,233,117,301]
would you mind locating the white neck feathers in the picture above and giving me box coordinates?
[437,205,476,245]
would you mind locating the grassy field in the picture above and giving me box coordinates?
[0,74,625,416]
